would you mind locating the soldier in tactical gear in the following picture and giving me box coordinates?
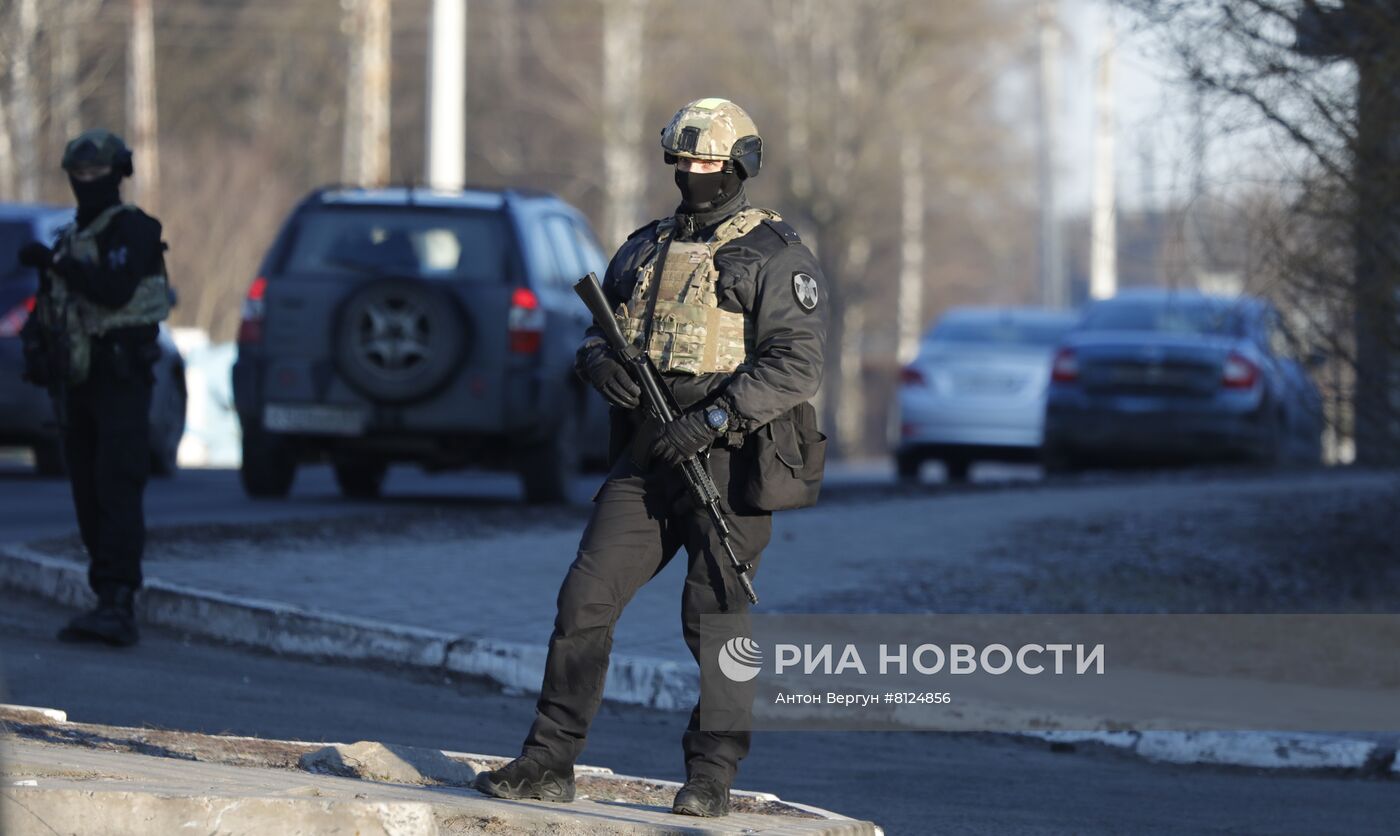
[17,129,171,647]
[475,99,828,817]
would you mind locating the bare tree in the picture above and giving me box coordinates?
[1120,0,1400,463]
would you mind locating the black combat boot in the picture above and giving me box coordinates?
[58,585,139,647]
[672,774,731,817]
[473,755,576,802]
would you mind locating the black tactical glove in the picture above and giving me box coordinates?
[648,409,720,468]
[577,340,641,410]
[18,242,54,269]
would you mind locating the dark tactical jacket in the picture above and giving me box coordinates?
[589,193,829,445]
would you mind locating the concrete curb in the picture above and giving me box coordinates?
[0,544,698,711]
[1027,730,1396,773]
[4,545,1393,780]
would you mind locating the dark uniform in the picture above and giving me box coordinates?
[477,99,828,818]
[523,189,827,779]
[56,211,164,598]
[18,129,169,647]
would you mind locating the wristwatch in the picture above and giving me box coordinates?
[704,406,730,433]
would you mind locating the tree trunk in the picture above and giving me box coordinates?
[11,0,39,202]
[601,0,646,249]
[342,0,391,186]
[50,2,83,145]
[897,129,924,364]
[0,86,16,199]
[127,0,159,208]
[1351,49,1400,463]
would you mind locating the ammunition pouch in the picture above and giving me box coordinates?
[743,401,826,511]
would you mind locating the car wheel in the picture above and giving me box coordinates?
[32,439,66,477]
[334,277,469,404]
[1041,445,1082,476]
[895,451,923,483]
[518,393,582,504]
[1252,404,1285,466]
[150,362,187,478]
[240,421,296,498]
[943,457,972,483]
[333,458,388,499]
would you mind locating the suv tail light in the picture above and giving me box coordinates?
[1050,347,1079,383]
[509,287,544,354]
[238,277,267,344]
[899,365,926,386]
[0,296,35,338]
[1222,352,1259,389]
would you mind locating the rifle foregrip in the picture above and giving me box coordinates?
[573,272,629,352]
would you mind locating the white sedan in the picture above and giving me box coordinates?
[894,307,1078,482]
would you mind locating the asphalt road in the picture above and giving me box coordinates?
[0,455,1035,545]
[1,590,1395,835]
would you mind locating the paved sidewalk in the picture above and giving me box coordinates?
[21,467,1398,665]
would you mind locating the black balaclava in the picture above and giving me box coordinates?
[675,164,744,214]
[70,170,123,228]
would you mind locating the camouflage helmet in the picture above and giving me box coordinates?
[660,98,763,179]
[61,129,134,176]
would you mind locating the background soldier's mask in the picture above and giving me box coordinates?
[69,172,123,222]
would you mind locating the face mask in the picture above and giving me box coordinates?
[68,172,122,214]
[675,167,742,212]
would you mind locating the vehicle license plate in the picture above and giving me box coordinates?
[263,404,368,436]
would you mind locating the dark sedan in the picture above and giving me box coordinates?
[1043,290,1323,471]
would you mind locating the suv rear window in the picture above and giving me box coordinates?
[281,208,509,281]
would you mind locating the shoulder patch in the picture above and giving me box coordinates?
[626,219,662,241]
[792,271,820,312]
[761,218,802,246]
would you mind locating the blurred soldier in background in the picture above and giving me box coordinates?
[475,99,829,817]
[17,129,171,647]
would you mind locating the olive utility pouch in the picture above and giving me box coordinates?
[744,401,827,511]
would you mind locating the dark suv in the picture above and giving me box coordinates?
[232,186,611,502]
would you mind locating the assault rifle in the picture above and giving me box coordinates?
[573,272,759,605]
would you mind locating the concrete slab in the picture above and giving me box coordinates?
[0,711,878,835]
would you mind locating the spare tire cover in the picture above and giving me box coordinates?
[334,277,470,403]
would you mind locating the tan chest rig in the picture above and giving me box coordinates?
[614,208,777,375]
[38,204,170,384]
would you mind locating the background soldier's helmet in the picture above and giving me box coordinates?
[660,98,763,179]
[61,129,135,177]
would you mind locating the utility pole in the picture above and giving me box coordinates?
[1035,0,1066,308]
[1089,20,1117,301]
[127,0,159,207]
[897,130,925,363]
[12,0,39,202]
[426,0,466,190]
[343,0,391,186]
[1295,1,1400,464]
